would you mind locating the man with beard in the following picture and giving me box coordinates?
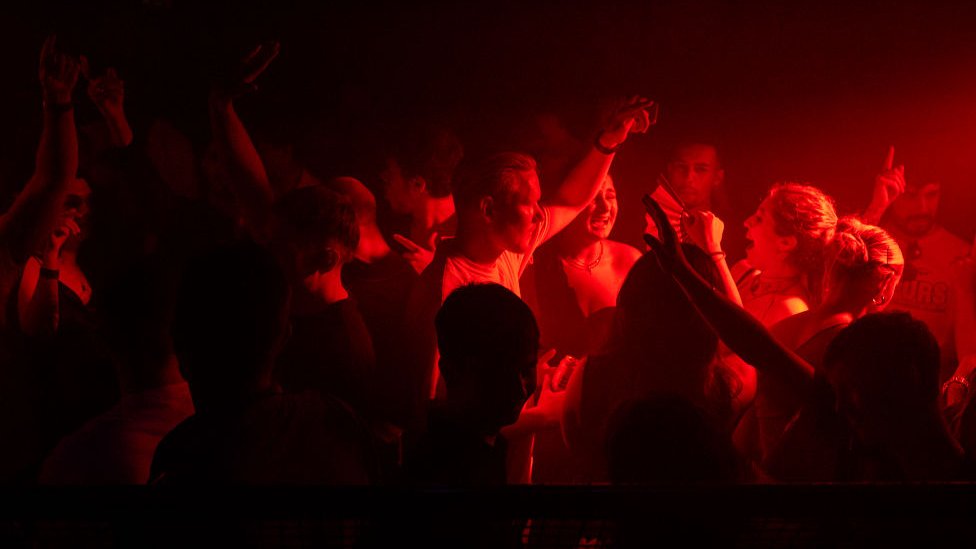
[863,147,971,389]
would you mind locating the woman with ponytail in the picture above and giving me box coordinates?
[755,217,904,478]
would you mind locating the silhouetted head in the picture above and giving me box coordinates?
[380,124,463,213]
[824,312,941,446]
[436,283,539,435]
[273,185,359,280]
[606,393,740,484]
[171,240,290,409]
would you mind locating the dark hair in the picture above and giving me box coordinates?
[606,393,740,484]
[172,240,290,386]
[435,283,539,386]
[451,152,537,212]
[389,125,464,198]
[824,312,941,414]
[273,185,359,276]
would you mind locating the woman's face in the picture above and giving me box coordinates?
[743,196,786,271]
[584,176,618,240]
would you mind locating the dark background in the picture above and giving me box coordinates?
[2,0,975,251]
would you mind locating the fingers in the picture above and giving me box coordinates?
[642,194,677,248]
[537,348,557,365]
[64,218,82,235]
[392,233,422,252]
[40,34,56,67]
[883,145,895,171]
[79,55,90,80]
[242,40,280,83]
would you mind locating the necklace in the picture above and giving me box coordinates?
[563,241,605,274]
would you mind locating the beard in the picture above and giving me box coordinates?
[895,214,935,237]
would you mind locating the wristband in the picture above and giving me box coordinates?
[593,130,620,155]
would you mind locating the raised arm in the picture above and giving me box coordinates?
[682,209,743,306]
[17,218,78,336]
[0,36,81,260]
[80,57,133,148]
[861,146,905,226]
[207,41,280,241]
[540,97,654,243]
[644,195,815,392]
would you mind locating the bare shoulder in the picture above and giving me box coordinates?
[606,240,643,269]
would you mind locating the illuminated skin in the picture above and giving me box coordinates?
[491,171,546,255]
[379,157,455,273]
[557,176,641,316]
[739,196,810,327]
[665,144,724,211]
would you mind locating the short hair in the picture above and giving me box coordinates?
[824,312,941,413]
[451,152,537,212]
[669,140,723,169]
[389,124,464,198]
[435,283,539,386]
[766,182,838,275]
[172,240,290,383]
[273,185,359,274]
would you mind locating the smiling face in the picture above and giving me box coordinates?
[584,175,619,240]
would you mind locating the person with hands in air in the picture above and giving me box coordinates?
[403,96,654,482]
[861,146,971,385]
[646,195,963,481]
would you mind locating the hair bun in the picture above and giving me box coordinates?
[833,231,869,268]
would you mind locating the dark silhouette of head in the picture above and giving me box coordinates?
[383,123,463,205]
[435,283,539,435]
[824,312,941,446]
[98,253,179,392]
[171,240,290,410]
[606,393,740,484]
[273,185,359,280]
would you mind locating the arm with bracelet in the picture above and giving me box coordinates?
[681,209,743,306]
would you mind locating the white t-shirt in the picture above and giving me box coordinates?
[438,207,552,301]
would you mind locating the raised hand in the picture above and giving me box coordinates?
[42,216,81,267]
[642,193,686,272]
[392,233,435,274]
[596,95,656,151]
[215,41,281,100]
[80,58,125,113]
[39,35,81,106]
[864,146,905,224]
[682,210,725,254]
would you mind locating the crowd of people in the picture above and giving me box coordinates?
[1,34,975,497]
